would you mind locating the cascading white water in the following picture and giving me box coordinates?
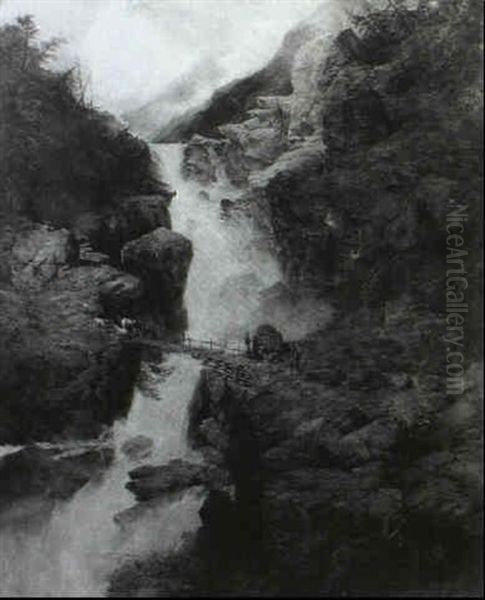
[0,354,204,597]
[153,143,332,342]
[0,141,321,597]
[152,143,282,342]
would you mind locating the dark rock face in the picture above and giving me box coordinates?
[126,459,228,501]
[0,209,190,444]
[121,227,193,334]
[252,324,284,359]
[109,4,481,595]
[182,325,482,595]
[10,224,79,290]
[182,136,218,185]
[73,194,172,263]
[0,223,143,444]
[155,24,316,142]
[98,273,144,319]
[0,442,114,510]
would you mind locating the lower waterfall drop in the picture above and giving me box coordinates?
[0,354,203,597]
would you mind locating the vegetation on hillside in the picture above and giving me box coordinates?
[0,15,161,224]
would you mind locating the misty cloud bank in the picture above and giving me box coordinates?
[0,0,321,117]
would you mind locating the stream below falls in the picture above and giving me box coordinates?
[0,142,279,596]
[0,354,204,597]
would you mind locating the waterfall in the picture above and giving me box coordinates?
[153,143,332,342]
[0,142,290,597]
[0,355,204,597]
[152,143,282,342]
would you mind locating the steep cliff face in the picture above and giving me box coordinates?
[155,24,319,143]
[0,18,193,444]
[184,344,482,595]
[110,2,482,596]
[172,1,482,341]
[0,201,192,444]
[110,328,481,595]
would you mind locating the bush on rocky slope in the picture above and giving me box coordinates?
[0,15,164,223]
[0,17,190,444]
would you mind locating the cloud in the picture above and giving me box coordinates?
[0,0,320,115]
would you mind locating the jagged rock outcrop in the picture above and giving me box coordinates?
[98,272,144,319]
[73,193,173,263]
[0,441,114,511]
[121,227,193,334]
[10,224,79,290]
[0,213,190,443]
[181,136,219,185]
[126,459,228,501]
[121,435,154,462]
[172,3,481,334]
[0,219,143,444]
[155,24,317,143]
[182,318,482,595]
[111,3,482,596]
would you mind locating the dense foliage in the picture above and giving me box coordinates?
[0,16,161,224]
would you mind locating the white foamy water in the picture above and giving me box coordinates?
[0,142,329,597]
[0,354,203,597]
[152,143,282,342]
[0,445,23,459]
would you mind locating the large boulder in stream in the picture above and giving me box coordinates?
[126,459,228,501]
[121,435,154,461]
[0,443,114,512]
[121,227,193,327]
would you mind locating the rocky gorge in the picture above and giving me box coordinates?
[0,15,194,445]
[109,1,482,596]
[0,1,482,597]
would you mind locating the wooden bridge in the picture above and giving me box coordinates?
[131,335,248,358]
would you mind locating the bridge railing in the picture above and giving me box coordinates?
[181,336,245,356]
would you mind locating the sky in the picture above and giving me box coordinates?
[0,0,321,115]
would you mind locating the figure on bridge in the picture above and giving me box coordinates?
[290,342,303,374]
[244,331,253,357]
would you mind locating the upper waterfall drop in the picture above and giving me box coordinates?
[151,143,282,343]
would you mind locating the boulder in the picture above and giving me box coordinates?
[72,195,172,262]
[120,435,154,461]
[252,323,284,359]
[182,137,218,184]
[121,227,193,316]
[101,195,172,260]
[0,442,114,510]
[126,459,228,501]
[219,108,287,170]
[335,29,370,62]
[98,272,144,318]
[10,224,78,290]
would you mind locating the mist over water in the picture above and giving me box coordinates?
[153,143,282,342]
[0,0,320,116]
[154,144,333,342]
